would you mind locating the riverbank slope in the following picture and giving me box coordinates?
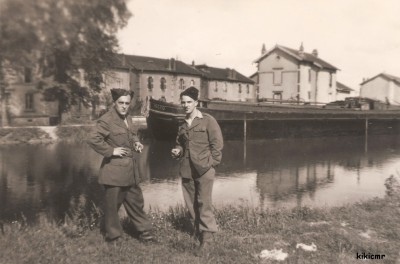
[1,177,400,263]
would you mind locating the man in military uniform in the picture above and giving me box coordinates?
[87,88,153,242]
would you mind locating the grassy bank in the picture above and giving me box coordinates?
[1,177,400,264]
[0,126,93,144]
[0,124,149,145]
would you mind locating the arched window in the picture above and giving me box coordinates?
[238,84,242,93]
[179,79,185,90]
[190,80,195,86]
[246,84,250,94]
[160,77,166,92]
[147,76,153,91]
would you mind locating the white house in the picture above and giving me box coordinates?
[253,43,339,104]
[360,73,400,105]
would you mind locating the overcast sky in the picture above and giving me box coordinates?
[118,0,400,90]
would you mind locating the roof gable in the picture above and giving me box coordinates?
[336,81,354,92]
[360,72,400,86]
[254,44,339,71]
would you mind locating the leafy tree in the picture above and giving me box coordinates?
[0,0,132,126]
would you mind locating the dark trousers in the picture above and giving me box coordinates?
[181,166,218,234]
[103,184,152,240]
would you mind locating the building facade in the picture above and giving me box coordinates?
[1,62,58,126]
[360,73,400,105]
[195,65,255,102]
[253,44,339,104]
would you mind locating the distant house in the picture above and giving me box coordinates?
[360,73,400,105]
[1,62,59,126]
[195,65,255,102]
[253,43,339,104]
[336,81,357,101]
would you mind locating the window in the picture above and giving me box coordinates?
[238,84,242,93]
[160,77,166,92]
[329,73,333,87]
[179,79,185,90]
[25,93,34,110]
[147,76,153,91]
[115,78,122,88]
[308,69,311,83]
[214,81,218,92]
[246,84,250,94]
[224,82,228,92]
[273,91,282,101]
[24,67,32,83]
[273,70,282,85]
[190,80,195,86]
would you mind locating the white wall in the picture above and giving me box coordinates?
[361,76,400,105]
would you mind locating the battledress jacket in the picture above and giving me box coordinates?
[175,112,223,177]
[87,108,140,186]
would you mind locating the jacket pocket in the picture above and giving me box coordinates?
[193,126,206,132]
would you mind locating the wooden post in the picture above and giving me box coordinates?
[364,118,368,152]
[244,114,247,162]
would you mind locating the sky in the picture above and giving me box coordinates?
[117,0,400,90]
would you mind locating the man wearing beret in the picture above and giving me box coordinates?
[171,86,223,254]
[87,88,154,242]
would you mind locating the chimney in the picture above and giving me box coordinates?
[171,58,176,70]
[312,49,318,57]
[169,58,176,70]
[232,69,236,79]
[192,60,195,66]
[227,68,236,79]
[299,42,304,56]
[261,43,266,54]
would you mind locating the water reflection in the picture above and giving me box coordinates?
[0,135,399,223]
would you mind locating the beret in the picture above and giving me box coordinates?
[111,88,134,101]
[180,86,199,100]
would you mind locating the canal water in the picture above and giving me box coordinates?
[1,135,399,223]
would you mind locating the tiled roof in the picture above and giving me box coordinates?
[195,65,254,84]
[113,54,203,76]
[254,44,339,71]
[336,81,354,92]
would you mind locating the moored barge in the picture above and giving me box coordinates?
[146,98,400,140]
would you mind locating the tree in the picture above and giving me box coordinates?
[0,0,132,126]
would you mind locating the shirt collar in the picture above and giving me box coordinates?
[184,109,203,124]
